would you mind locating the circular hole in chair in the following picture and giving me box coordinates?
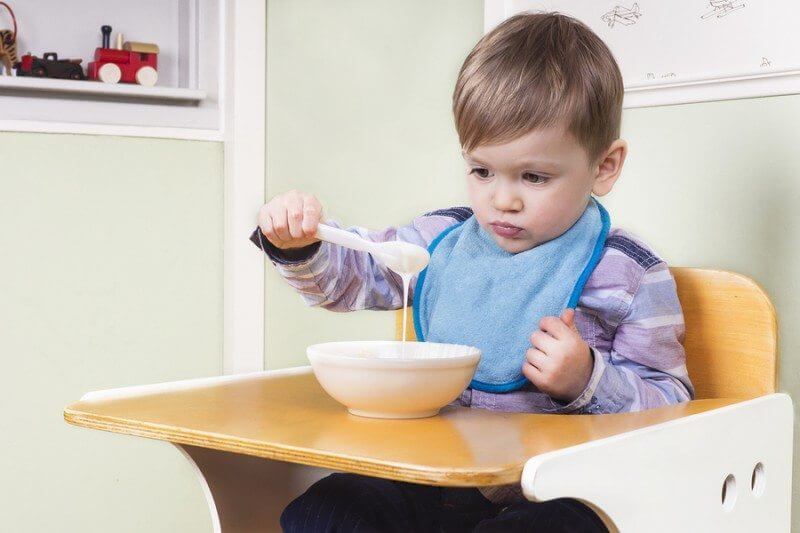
[751,462,766,498]
[721,474,737,511]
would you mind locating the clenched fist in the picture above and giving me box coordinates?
[258,190,323,250]
[522,308,593,403]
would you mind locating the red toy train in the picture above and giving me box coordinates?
[87,25,159,86]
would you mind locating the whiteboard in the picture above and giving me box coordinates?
[485,0,800,107]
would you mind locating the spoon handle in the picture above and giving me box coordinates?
[315,224,376,254]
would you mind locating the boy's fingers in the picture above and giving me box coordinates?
[561,308,579,331]
[301,195,322,236]
[284,194,305,239]
[257,204,269,230]
[269,205,292,242]
[561,309,581,334]
[521,361,541,385]
[525,347,550,370]
[258,212,270,238]
[263,217,286,248]
[539,315,570,339]
[530,330,557,354]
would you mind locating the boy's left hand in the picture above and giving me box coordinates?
[522,308,593,403]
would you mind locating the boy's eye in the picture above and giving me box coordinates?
[523,172,547,184]
[470,167,491,179]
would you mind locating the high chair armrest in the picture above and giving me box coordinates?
[521,393,793,533]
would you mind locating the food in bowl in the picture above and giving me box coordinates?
[307,341,481,419]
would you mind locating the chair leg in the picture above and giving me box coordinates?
[175,444,331,532]
[521,394,793,533]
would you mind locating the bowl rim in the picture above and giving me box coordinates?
[306,340,481,368]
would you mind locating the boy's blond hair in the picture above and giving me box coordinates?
[453,12,623,164]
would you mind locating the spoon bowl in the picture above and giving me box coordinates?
[371,240,430,275]
[316,224,430,275]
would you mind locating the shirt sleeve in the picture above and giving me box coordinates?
[249,209,468,312]
[549,261,696,414]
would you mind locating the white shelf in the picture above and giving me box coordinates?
[0,0,221,138]
[0,75,206,102]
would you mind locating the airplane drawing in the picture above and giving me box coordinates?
[601,3,642,28]
[701,0,745,20]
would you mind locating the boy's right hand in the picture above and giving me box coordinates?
[258,190,323,250]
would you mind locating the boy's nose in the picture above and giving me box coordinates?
[492,182,523,212]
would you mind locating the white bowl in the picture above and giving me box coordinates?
[307,341,481,419]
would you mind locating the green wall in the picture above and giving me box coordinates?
[0,133,220,532]
[265,0,481,369]
[265,0,800,525]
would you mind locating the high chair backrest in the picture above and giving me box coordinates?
[395,267,778,400]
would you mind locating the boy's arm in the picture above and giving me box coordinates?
[249,208,471,312]
[549,262,696,414]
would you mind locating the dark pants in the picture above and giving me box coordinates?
[280,473,608,533]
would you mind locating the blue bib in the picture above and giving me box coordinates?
[413,199,610,393]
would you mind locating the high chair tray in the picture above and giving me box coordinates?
[64,366,740,487]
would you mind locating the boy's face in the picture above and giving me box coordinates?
[463,125,624,254]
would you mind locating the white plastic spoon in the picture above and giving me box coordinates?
[315,224,430,275]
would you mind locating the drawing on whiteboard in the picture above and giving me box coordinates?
[761,57,772,67]
[645,72,678,82]
[701,0,745,20]
[601,3,642,28]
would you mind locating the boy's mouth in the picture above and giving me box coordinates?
[489,221,523,238]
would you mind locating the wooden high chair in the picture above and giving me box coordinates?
[64,268,792,532]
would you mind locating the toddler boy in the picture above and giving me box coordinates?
[253,12,694,532]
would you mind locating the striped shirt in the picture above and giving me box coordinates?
[250,207,695,502]
[250,206,694,412]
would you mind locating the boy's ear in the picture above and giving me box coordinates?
[591,139,628,197]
